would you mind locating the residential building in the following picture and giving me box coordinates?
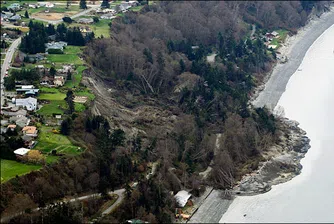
[100,13,116,20]
[78,18,94,24]
[7,124,17,131]
[14,148,30,158]
[1,109,27,117]
[22,126,38,137]
[174,190,192,208]
[9,15,21,22]
[15,97,38,111]
[57,65,74,74]
[45,41,68,53]
[16,87,39,96]
[271,31,279,37]
[45,2,55,8]
[54,75,65,86]
[13,116,30,128]
[8,3,21,11]
[29,4,39,8]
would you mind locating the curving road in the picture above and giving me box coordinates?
[0,188,125,223]
[1,37,21,106]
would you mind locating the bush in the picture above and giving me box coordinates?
[62,17,73,23]
[93,16,99,23]
[47,48,64,54]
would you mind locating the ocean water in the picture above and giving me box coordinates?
[220,25,334,223]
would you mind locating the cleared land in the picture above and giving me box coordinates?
[35,126,83,155]
[1,159,41,183]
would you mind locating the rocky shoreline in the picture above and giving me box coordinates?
[233,117,310,196]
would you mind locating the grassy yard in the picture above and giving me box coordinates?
[65,65,87,88]
[47,54,83,65]
[38,100,66,116]
[129,5,144,12]
[38,91,66,101]
[1,159,41,183]
[35,126,83,155]
[75,102,86,112]
[68,19,111,38]
[270,29,289,48]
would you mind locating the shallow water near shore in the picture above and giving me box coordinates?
[220,25,334,223]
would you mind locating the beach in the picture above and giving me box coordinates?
[252,8,334,110]
[189,8,334,223]
[220,23,334,223]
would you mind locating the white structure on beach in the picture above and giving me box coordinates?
[174,190,192,208]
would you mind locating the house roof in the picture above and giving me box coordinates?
[7,124,17,129]
[22,126,37,134]
[271,31,279,36]
[174,190,192,207]
[14,148,30,156]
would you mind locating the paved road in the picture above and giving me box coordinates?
[1,37,21,106]
[252,10,334,110]
[101,189,125,216]
[30,5,100,25]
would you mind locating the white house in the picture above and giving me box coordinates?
[15,97,38,111]
[14,148,30,157]
[174,190,192,208]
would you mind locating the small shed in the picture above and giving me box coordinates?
[14,148,30,157]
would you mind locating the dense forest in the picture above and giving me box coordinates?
[1,1,332,223]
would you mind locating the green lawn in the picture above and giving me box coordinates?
[1,54,5,60]
[68,19,111,38]
[75,90,95,100]
[47,54,83,65]
[35,126,83,155]
[64,46,84,55]
[65,65,87,88]
[270,29,288,48]
[38,92,66,101]
[129,5,144,12]
[1,159,41,183]
[45,155,59,164]
[37,100,66,116]
[75,103,86,112]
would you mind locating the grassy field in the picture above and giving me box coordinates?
[68,19,111,38]
[1,159,41,183]
[38,91,66,101]
[129,5,144,12]
[38,100,66,116]
[75,102,86,112]
[270,29,289,48]
[35,126,83,155]
[47,54,83,65]
[65,65,87,88]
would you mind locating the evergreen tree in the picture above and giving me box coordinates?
[67,70,72,80]
[80,0,87,9]
[24,10,29,18]
[101,0,110,8]
[49,66,56,77]
[179,59,185,73]
[46,24,56,36]
[60,119,71,135]
[65,90,75,114]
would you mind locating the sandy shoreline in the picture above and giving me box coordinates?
[252,7,334,110]
[189,8,334,223]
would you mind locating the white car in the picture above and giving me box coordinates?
[8,50,11,52]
